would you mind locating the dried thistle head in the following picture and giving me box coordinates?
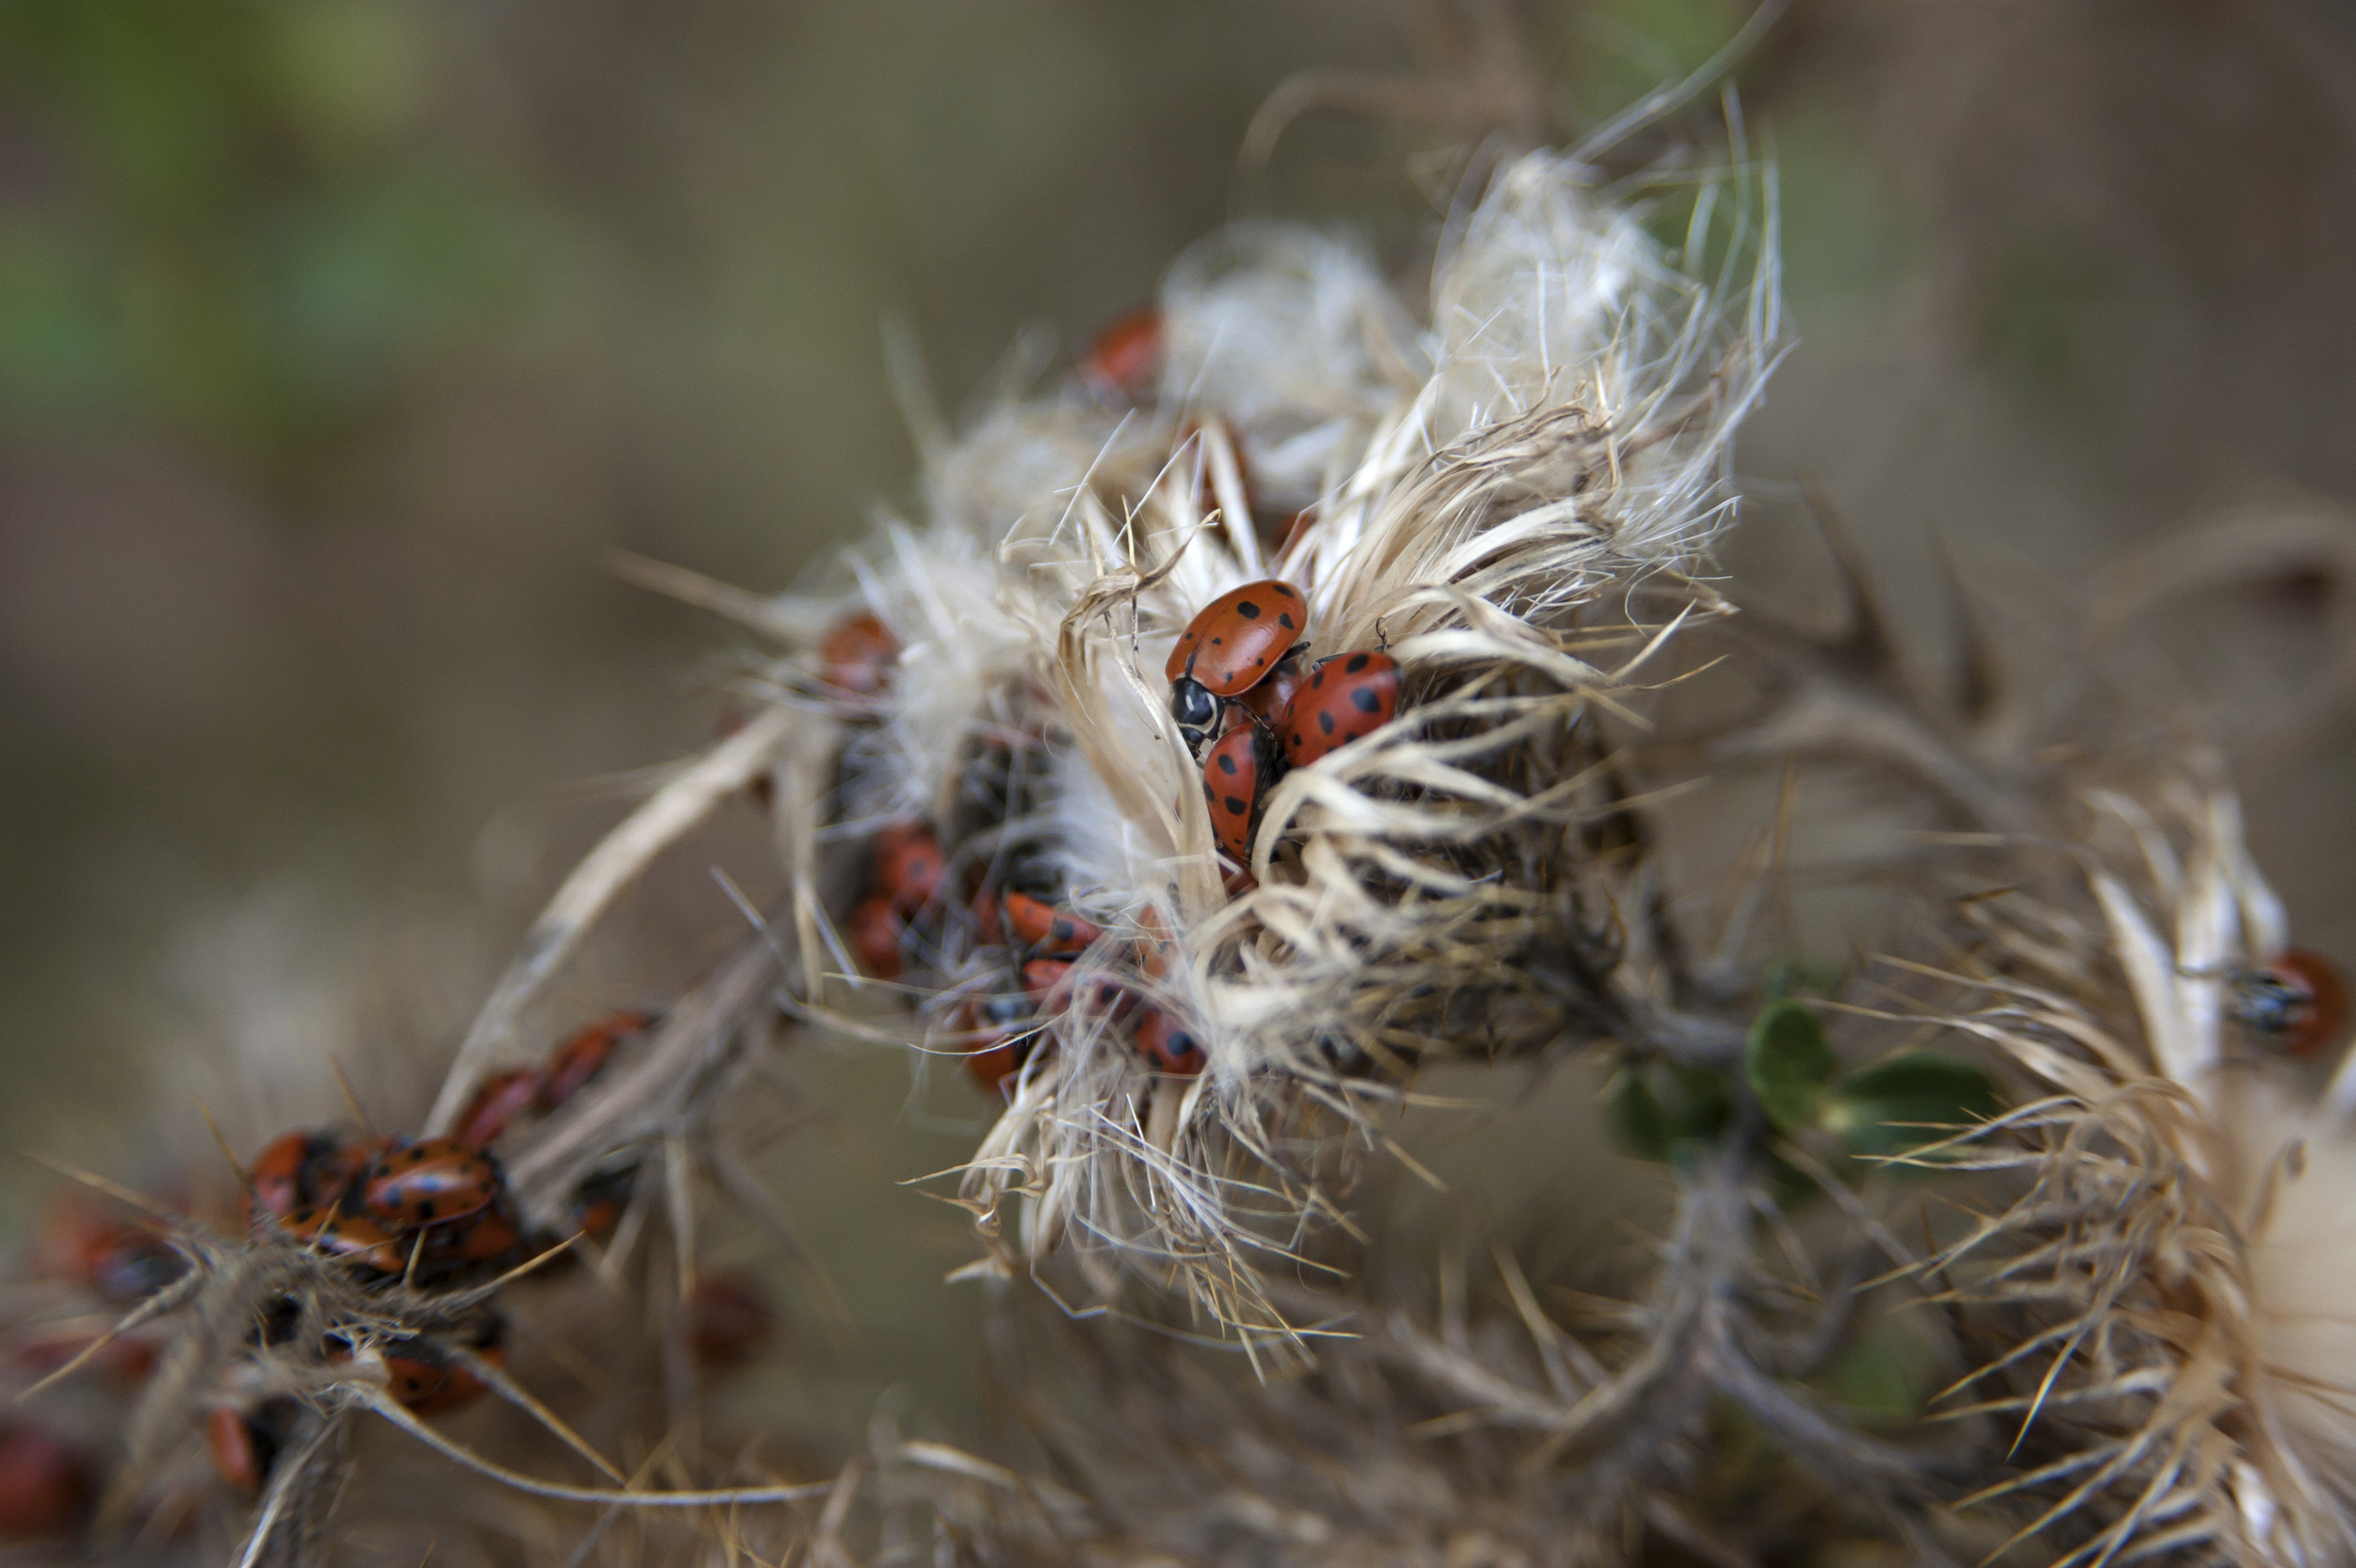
[1917,783,2356,1566]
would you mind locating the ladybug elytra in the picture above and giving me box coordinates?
[455,1068,542,1148]
[1136,1010,1207,1077]
[35,1199,183,1304]
[1077,308,1162,402]
[0,1426,88,1541]
[848,896,906,979]
[539,1010,655,1113]
[1202,724,1278,864]
[1166,580,1308,753]
[1234,648,1307,729]
[874,822,946,912]
[206,1408,270,1495]
[689,1271,774,1370]
[1002,891,1104,956]
[279,1205,406,1274]
[358,1139,501,1232]
[960,992,1038,1097]
[1280,651,1400,767]
[819,612,896,700]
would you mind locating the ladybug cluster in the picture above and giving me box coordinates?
[205,1009,658,1494]
[802,602,1211,1095]
[1165,580,1401,869]
[0,1200,187,1541]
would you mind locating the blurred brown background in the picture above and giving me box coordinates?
[6,0,2356,1445]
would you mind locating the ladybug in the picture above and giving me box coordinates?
[247,1132,334,1224]
[279,1205,406,1274]
[244,1132,387,1227]
[366,1331,501,1417]
[969,883,1006,946]
[1280,651,1400,767]
[848,896,906,980]
[35,1200,184,1303]
[358,1139,502,1232]
[1020,957,1129,1019]
[0,1427,88,1541]
[206,1408,270,1495]
[874,822,946,912]
[2229,948,2350,1058]
[1165,580,1309,751]
[1201,724,1277,864]
[1077,307,1162,401]
[1234,648,1307,730]
[1133,909,1172,982]
[568,1164,637,1239]
[539,1010,656,1113]
[819,612,896,700]
[455,1068,542,1148]
[1002,891,1104,956]
[689,1271,773,1370]
[960,992,1038,1098]
[1136,1010,1207,1077]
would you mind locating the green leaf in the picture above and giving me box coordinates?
[1823,1054,2003,1159]
[1608,1071,1673,1162]
[1608,1064,1734,1164]
[1746,1001,1836,1132]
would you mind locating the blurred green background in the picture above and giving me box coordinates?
[6,0,2356,1459]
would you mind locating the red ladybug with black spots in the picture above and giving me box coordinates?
[1201,723,1278,864]
[1280,651,1400,767]
[960,990,1039,1097]
[1166,580,1308,754]
[1002,890,1103,956]
[455,1067,542,1148]
[539,1009,656,1113]
[360,1138,501,1233]
[278,1204,406,1274]
[1136,1010,1206,1077]
[875,822,946,912]
[245,1131,392,1227]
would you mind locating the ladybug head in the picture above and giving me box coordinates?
[1169,677,1219,754]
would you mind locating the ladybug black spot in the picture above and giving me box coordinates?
[1236,600,1261,619]
[1318,711,1336,736]
[1273,583,1295,598]
[1223,795,1249,815]
[1346,653,1369,673]
[1277,612,1295,629]
[1310,669,1325,688]
[1352,689,1383,714]
[1217,754,1237,775]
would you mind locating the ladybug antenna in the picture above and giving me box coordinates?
[194,1098,251,1189]
[328,1056,374,1135]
